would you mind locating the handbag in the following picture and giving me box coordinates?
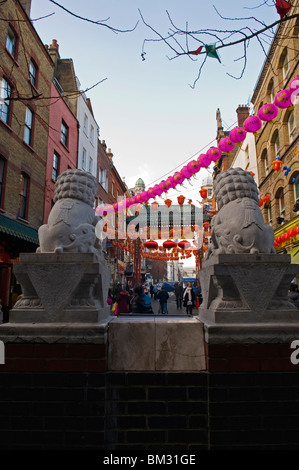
[111,302,117,312]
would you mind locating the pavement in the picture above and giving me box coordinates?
[149,292,198,317]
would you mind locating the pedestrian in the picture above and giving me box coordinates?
[288,283,299,308]
[153,284,158,300]
[157,284,169,314]
[116,285,130,315]
[107,288,113,307]
[174,282,183,309]
[131,284,153,314]
[183,282,196,316]
[149,284,154,299]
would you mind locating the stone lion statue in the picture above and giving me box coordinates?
[37,169,101,256]
[206,167,275,258]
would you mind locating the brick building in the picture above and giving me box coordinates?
[251,1,299,263]
[43,79,78,222]
[0,0,54,319]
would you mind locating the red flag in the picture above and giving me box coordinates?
[188,46,203,56]
[275,0,291,18]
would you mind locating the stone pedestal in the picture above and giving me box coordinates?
[0,252,111,344]
[198,253,299,343]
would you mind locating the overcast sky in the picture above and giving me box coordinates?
[30,0,279,202]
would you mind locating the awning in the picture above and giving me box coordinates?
[288,246,299,264]
[0,214,39,244]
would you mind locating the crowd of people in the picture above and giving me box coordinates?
[107,280,203,316]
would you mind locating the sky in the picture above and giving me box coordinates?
[30,0,279,197]
[29,1,280,269]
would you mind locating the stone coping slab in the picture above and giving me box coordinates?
[0,321,110,344]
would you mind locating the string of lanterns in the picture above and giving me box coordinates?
[95,76,299,218]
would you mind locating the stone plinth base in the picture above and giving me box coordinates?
[9,252,111,324]
[108,316,206,372]
[198,254,299,327]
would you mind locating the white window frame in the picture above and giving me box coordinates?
[288,112,297,143]
[82,147,86,169]
[23,107,33,146]
[0,78,11,124]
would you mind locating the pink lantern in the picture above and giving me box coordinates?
[153,184,163,196]
[207,147,221,162]
[164,179,173,191]
[166,176,177,189]
[243,115,262,133]
[187,160,201,174]
[181,166,193,179]
[173,171,185,185]
[218,137,235,153]
[274,89,292,109]
[289,76,299,91]
[197,154,212,167]
[258,103,278,122]
[146,188,157,200]
[159,180,169,192]
[229,127,247,144]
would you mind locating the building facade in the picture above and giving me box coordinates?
[0,0,54,319]
[251,2,299,265]
[44,79,78,222]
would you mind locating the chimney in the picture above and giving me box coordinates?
[236,104,249,128]
[19,0,32,16]
[107,148,113,161]
[48,39,60,68]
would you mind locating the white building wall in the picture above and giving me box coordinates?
[77,92,99,178]
[231,133,259,186]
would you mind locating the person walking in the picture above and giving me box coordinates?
[116,286,130,315]
[183,282,196,316]
[157,285,169,314]
[288,283,299,308]
[174,282,184,309]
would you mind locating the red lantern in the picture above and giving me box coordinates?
[144,240,158,250]
[177,195,185,206]
[259,198,263,207]
[288,229,296,238]
[163,240,177,250]
[203,221,210,231]
[164,199,172,208]
[263,195,271,205]
[199,188,208,199]
[272,160,282,172]
[178,239,191,250]
[151,201,159,211]
[295,227,299,235]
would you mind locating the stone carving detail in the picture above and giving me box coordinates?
[206,168,275,258]
[37,169,101,257]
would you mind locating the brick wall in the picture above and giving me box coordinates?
[1,333,299,450]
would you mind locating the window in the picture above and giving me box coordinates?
[293,175,299,205]
[99,168,108,191]
[29,60,37,87]
[82,148,86,169]
[0,78,11,124]
[90,125,94,144]
[88,157,93,173]
[6,26,17,57]
[61,120,68,146]
[274,131,280,158]
[0,157,5,207]
[267,79,275,103]
[18,172,29,219]
[52,152,59,181]
[288,111,297,143]
[278,188,285,216]
[261,149,268,176]
[83,114,88,134]
[267,204,272,225]
[23,107,33,146]
[282,52,289,81]
[112,181,115,197]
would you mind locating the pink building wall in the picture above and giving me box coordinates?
[44,81,78,222]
